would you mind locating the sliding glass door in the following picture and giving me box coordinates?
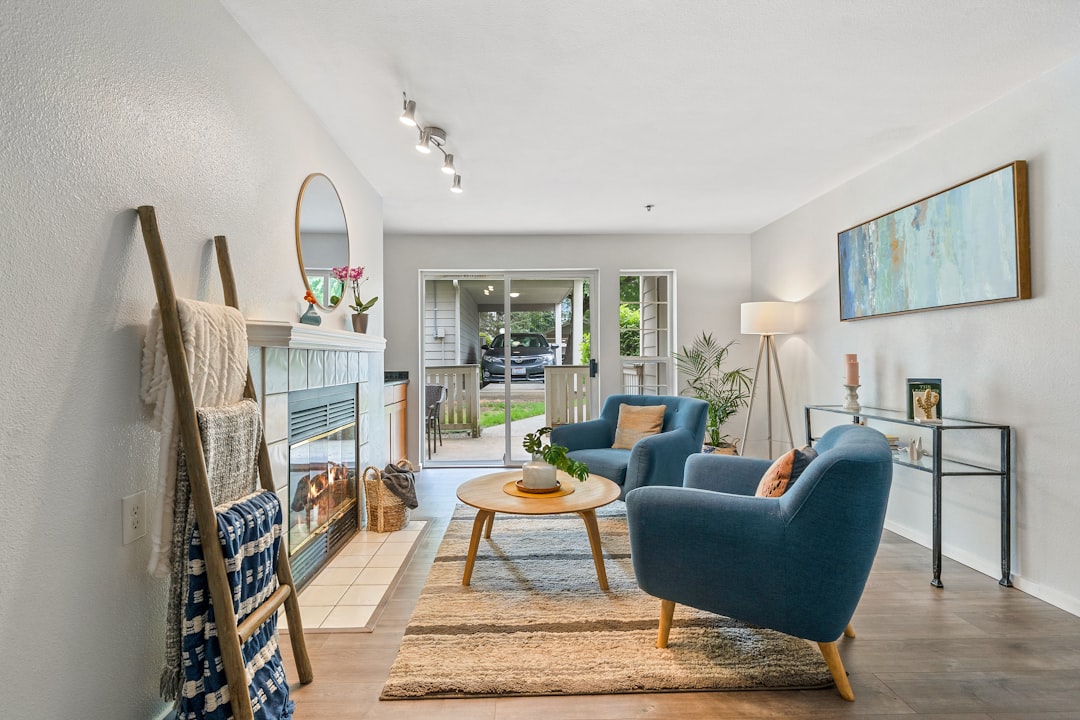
[420,270,596,466]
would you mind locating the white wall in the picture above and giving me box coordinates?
[750,56,1080,613]
[0,1,382,717]
[384,234,752,463]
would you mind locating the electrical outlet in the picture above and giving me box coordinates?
[123,491,147,545]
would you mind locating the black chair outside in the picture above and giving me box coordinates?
[425,384,447,457]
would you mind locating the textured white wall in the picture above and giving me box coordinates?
[750,56,1080,613]
[384,234,752,463]
[0,1,382,717]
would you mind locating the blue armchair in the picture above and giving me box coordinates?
[625,424,893,701]
[550,394,707,500]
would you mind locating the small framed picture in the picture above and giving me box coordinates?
[906,378,942,423]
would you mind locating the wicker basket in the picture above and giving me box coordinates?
[363,459,415,533]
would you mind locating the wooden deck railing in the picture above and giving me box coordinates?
[425,365,481,437]
[545,365,592,426]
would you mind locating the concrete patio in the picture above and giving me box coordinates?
[426,381,551,464]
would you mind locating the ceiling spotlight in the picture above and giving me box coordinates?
[400,99,417,127]
[416,126,445,154]
[441,154,456,175]
[509,292,520,298]
[416,127,432,154]
[450,174,463,193]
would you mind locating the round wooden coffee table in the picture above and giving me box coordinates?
[455,469,621,589]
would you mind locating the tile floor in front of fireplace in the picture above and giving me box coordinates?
[280,519,428,631]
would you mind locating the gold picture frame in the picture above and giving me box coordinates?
[839,161,1030,321]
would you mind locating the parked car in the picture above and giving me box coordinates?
[481,333,556,382]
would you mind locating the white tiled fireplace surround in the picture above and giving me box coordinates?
[247,321,390,621]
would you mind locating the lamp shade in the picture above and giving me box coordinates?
[741,301,795,335]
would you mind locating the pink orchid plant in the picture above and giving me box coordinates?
[331,266,378,314]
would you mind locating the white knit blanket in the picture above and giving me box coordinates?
[141,298,250,577]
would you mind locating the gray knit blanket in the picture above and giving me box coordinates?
[162,399,261,700]
[381,462,418,509]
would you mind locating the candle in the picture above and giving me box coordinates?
[845,354,859,386]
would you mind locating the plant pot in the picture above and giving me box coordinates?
[351,313,369,333]
[702,441,739,456]
[521,456,559,489]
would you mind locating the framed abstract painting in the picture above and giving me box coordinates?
[838,161,1030,321]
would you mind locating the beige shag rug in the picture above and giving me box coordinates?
[381,505,833,699]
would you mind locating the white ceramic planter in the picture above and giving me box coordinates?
[521,457,558,489]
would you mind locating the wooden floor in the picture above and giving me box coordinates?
[279,467,1080,719]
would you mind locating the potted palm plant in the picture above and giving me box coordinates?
[674,333,752,454]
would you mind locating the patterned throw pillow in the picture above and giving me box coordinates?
[755,445,819,497]
[611,403,666,450]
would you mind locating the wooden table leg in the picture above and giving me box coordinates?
[483,512,495,539]
[462,510,493,586]
[577,509,608,591]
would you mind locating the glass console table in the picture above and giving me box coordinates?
[804,405,1012,588]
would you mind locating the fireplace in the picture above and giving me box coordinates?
[287,384,358,586]
[245,320,386,589]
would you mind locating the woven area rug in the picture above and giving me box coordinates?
[381,504,833,699]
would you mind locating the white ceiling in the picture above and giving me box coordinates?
[456,279,575,310]
[221,0,1080,235]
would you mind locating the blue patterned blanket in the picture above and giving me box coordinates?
[177,490,293,720]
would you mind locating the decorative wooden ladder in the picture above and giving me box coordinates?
[137,205,313,720]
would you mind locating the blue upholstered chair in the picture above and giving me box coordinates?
[549,394,707,500]
[625,424,893,701]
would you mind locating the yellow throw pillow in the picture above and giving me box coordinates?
[755,445,818,497]
[611,403,666,450]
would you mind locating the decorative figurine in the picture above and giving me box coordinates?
[907,437,923,462]
[914,388,940,423]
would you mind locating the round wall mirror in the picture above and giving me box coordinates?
[295,173,350,310]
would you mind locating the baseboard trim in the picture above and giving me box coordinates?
[883,519,1080,618]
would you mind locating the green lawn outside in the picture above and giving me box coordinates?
[478,400,546,429]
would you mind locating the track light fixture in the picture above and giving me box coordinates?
[399,99,417,127]
[401,92,463,193]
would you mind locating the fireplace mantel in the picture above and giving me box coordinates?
[247,320,387,352]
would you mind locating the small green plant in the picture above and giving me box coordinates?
[522,426,589,482]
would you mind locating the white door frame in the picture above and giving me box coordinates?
[419,268,600,466]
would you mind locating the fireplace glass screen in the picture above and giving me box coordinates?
[288,422,357,554]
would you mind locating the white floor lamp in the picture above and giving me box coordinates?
[740,301,796,458]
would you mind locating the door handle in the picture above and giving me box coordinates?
[589,358,598,377]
